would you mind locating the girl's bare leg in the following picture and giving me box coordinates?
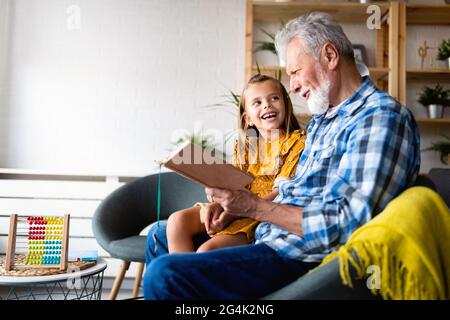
[167,206,205,253]
[196,233,250,253]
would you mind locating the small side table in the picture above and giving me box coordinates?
[0,258,107,300]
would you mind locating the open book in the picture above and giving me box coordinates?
[160,141,254,190]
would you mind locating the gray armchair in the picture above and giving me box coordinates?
[428,168,450,206]
[263,255,379,300]
[92,172,206,299]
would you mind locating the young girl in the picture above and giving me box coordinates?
[166,74,306,253]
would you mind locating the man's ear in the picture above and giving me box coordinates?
[321,43,339,70]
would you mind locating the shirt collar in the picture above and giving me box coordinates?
[324,99,345,119]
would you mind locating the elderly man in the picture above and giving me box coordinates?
[143,12,420,300]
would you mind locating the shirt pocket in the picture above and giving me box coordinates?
[312,145,342,168]
[313,145,336,161]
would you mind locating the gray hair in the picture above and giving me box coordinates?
[275,12,355,63]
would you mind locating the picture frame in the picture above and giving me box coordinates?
[352,44,368,66]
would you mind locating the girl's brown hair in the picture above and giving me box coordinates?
[238,74,300,137]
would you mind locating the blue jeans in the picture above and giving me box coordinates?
[143,221,319,300]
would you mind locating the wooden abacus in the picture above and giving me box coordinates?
[5,214,70,271]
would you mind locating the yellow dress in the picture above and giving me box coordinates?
[214,129,306,241]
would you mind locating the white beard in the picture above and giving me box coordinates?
[305,77,331,115]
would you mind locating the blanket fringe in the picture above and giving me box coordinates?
[321,241,438,300]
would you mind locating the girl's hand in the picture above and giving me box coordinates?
[208,211,235,235]
[199,202,223,234]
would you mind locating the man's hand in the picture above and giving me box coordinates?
[205,187,305,236]
[205,187,259,219]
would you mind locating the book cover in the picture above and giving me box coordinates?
[160,141,254,190]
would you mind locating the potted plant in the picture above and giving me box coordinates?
[253,29,277,56]
[253,28,287,67]
[417,84,450,119]
[437,39,450,69]
[423,135,450,165]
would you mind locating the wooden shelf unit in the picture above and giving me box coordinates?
[405,4,450,26]
[398,3,450,126]
[253,1,390,23]
[246,1,399,99]
[415,118,450,125]
[246,1,450,128]
[406,68,450,81]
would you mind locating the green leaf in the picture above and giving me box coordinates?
[437,39,450,60]
[255,61,262,74]
[253,28,278,56]
[422,134,450,164]
[259,28,276,41]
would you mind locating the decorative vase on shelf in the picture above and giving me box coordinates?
[427,104,444,119]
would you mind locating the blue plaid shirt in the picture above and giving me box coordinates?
[254,76,420,262]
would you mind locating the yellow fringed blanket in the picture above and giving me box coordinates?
[320,187,450,300]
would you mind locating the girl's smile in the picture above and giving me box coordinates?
[243,80,286,138]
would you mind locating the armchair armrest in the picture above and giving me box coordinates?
[262,256,380,300]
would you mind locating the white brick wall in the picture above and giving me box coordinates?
[1,0,449,174]
[0,0,245,285]
[0,0,245,175]
[0,0,8,70]
[0,0,10,148]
